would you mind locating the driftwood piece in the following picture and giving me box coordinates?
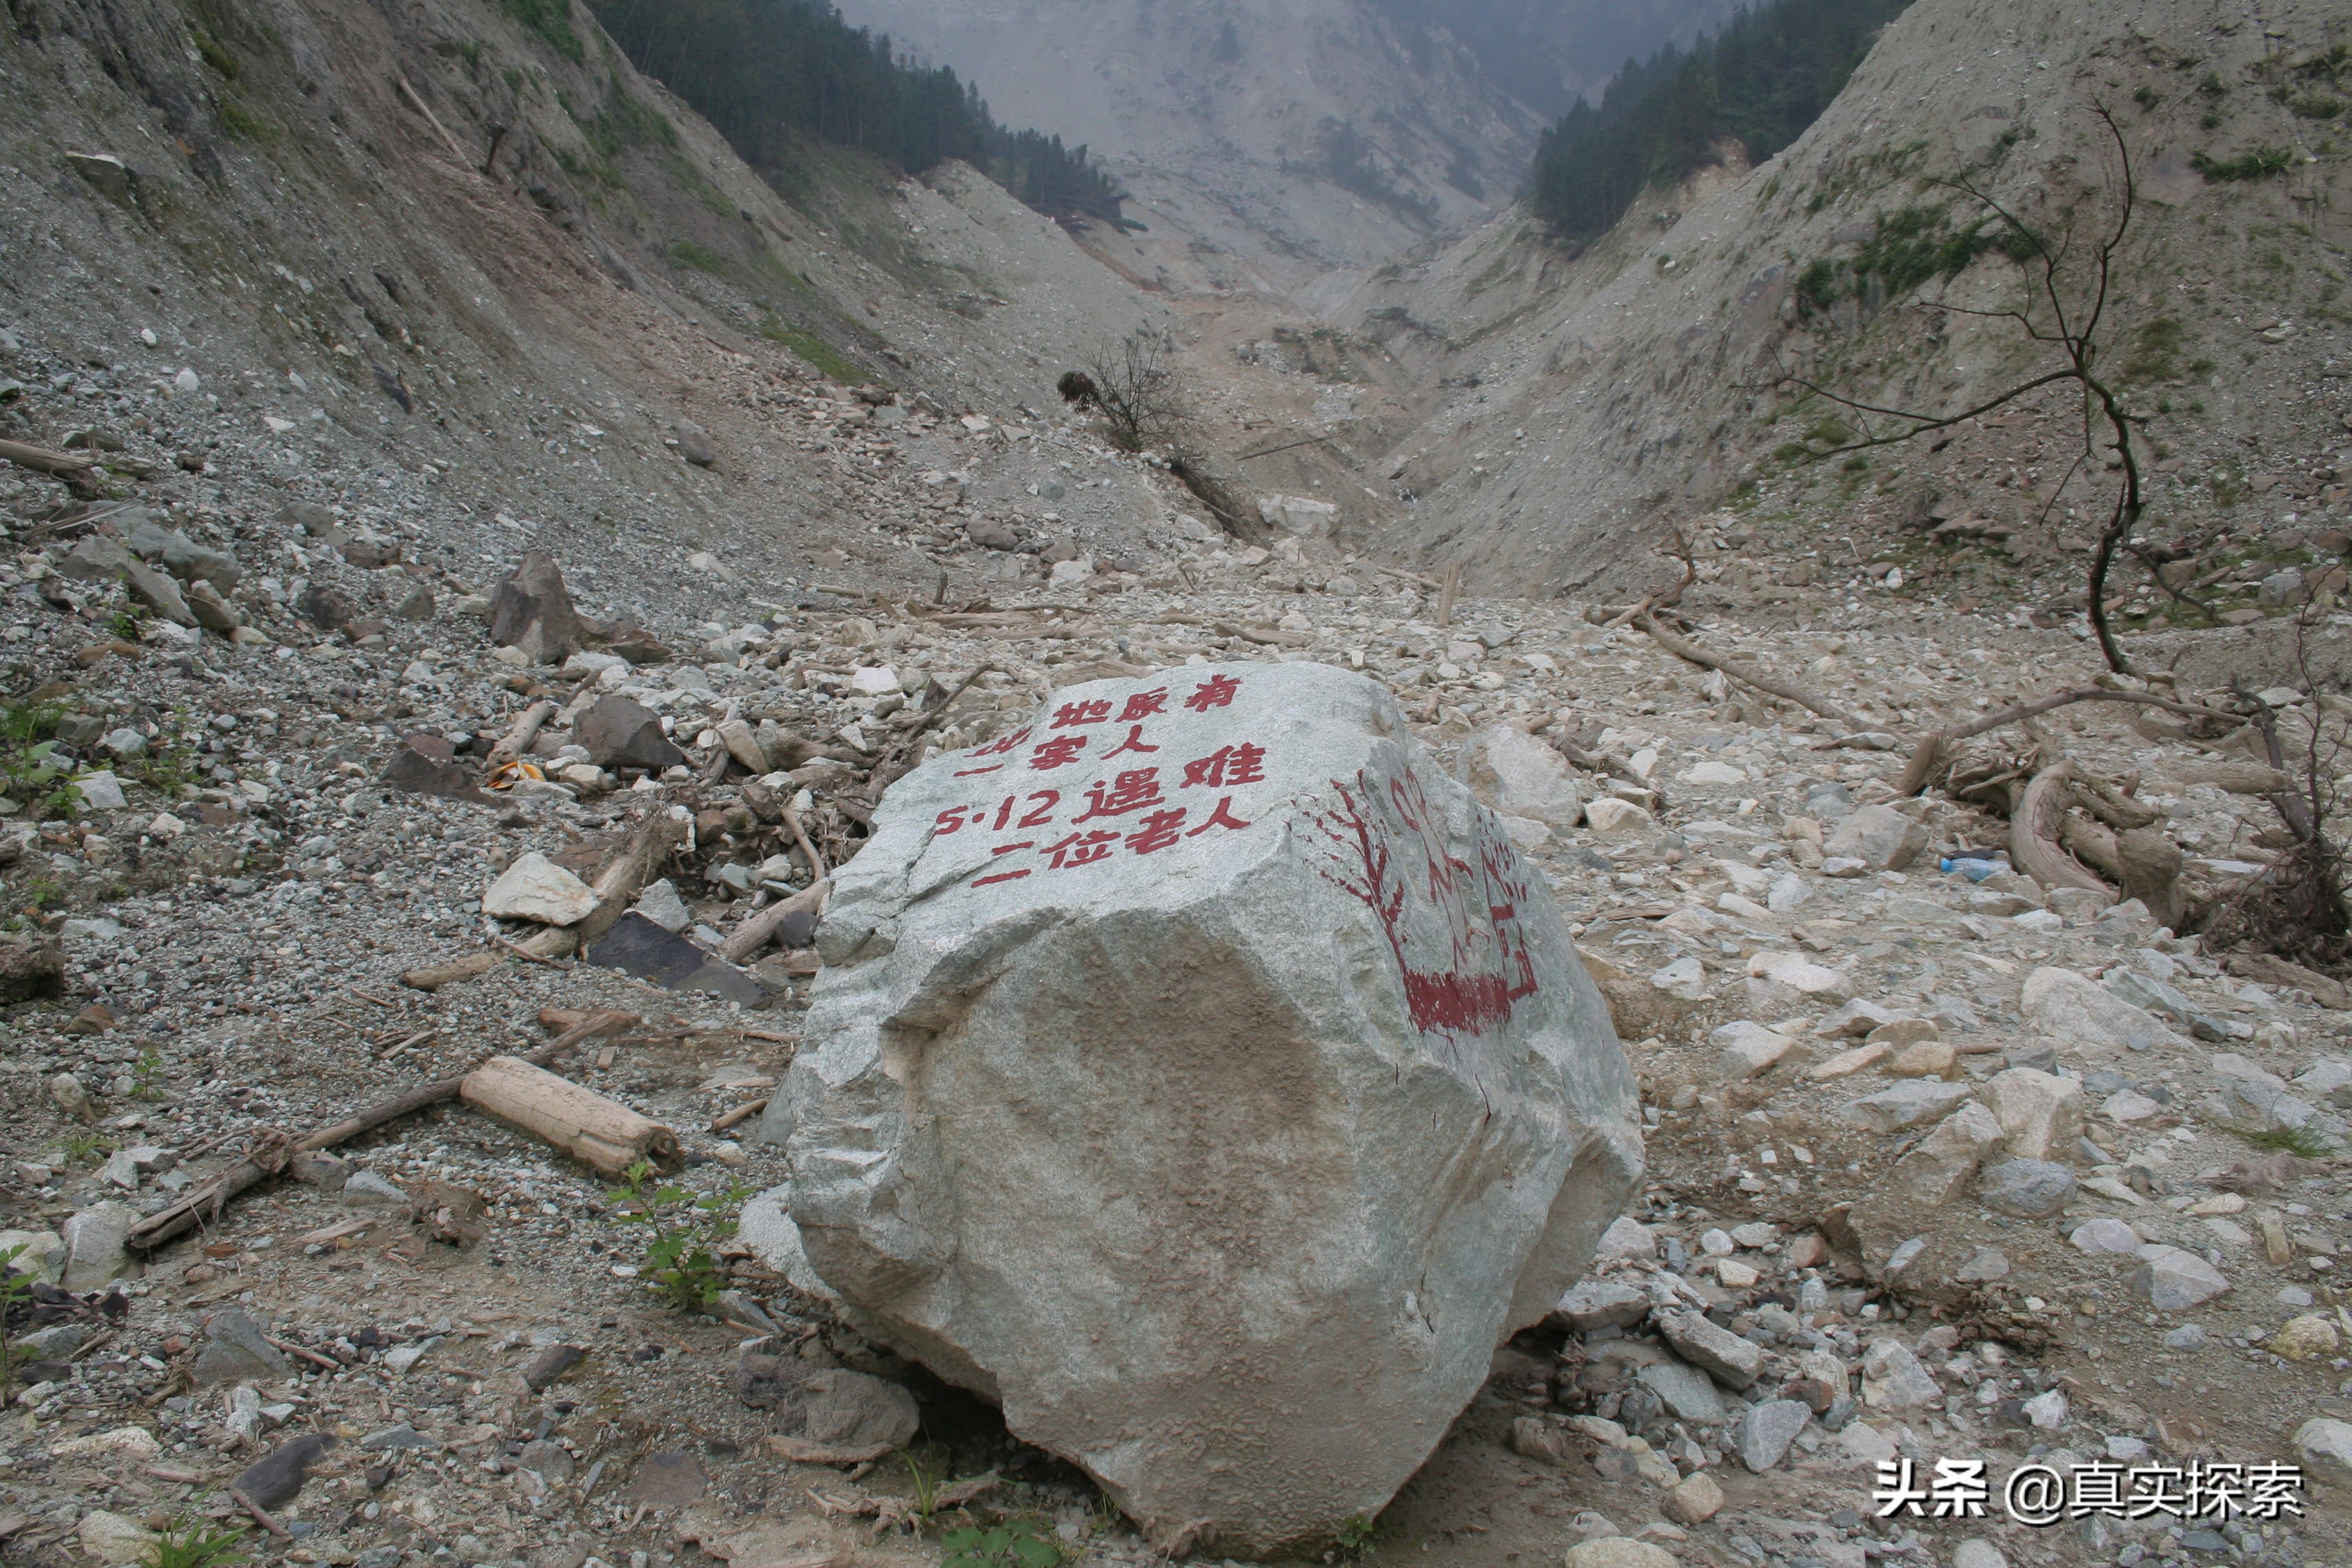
[402,952,504,991]
[128,1019,612,1252]
[1899,687,2239,796]
[462,1056,679,1175]
[485,700,555,772]
[2167,758,2296,796]
[2010,763,2112,898]
[395,75,475,168]
[778,805,826,885]
[0,439,98,476]
[719,879,829,965]
[576,811,690,944]
[1638,612,1850,722]
[2227,951,2352,1010]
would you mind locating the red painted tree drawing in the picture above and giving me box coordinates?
[1308,768,1540,1043]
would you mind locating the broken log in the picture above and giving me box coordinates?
[128,1018,617,1252]
[484,699,555,772]
[2010,763,2111,899]
[576,810,690,944]
[402,952,504,991]
[460,1055,681,1176]
[0,438,98,477]
[718,878,829,965]
[1898,687,2240,796]
[2167,758,2296,796]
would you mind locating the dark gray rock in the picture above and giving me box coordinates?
[585,912,765,1005]
[381,734,491,803]
[488,553,583,665]
[1977,1159,2078,1219]
[519,1343,585,1392]
[194,1308,292,1386]
[234,1432,337,1509]
[576,695,687,773]
[1733,1399,1812,1471]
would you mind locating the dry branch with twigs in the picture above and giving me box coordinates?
[1762,104,2152,677]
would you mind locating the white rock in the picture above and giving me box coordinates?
[0,1228,66,1283]
[848,665,901,696]
[1648,956,1708,1001]
[1596,1216,1658,1260]
[1711,1020,1792,1080]
[2133,1248,2230,1310]
[1584,796,1653,840]
[1951,1541,2008,1568]
[1681,758,1746,787]
[1842,1079,1974,1133]
[1821,804,1928,870]
[1744,951,1853,999]
[1258,494,1340,537]
[2019,967,2181,1056]
[76,1511,157,1567]
[767,662,1642,1555]
[2294,1416,2352,1479]
[2021,1388,2069,1429]
[631,878,692,934]
[2069,1217,2141,1253]
[1888,1101,2003,1207]
[1766,874,1812,912]
[1983,1068,2086,1160]
[481,851,598,925]
[1462,725,1583,830]
[1860,1339,1939,1408]
[74,771,127,810]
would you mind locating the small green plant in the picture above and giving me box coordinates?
[144,1519,251,1568]
[0,701,81,819]
[131,1046,167,1099]
[0,1242,34,1401]
[2194,147,2294,181]
[756,315,862,383]
[62,1130,115,1165]
[903,1449,946,1529]
[668,239,728,274]
[136,745,201,795]
[2237,1126,2336,1159]
[941,1517,1062,1568]
[606,1160,751,1312]
[1335,1515,1379,1558]
[2133,85,2160,110]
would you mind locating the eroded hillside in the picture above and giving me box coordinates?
[1331,0,2352,618]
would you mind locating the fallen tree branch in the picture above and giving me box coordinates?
[1898,687,2240,796]
[718,878,828,966]
[0,439,98,477]
[1638,611,1850,722]
[576,810,691,944]
[126,1017,617,1253]
[394,75,476,169]
[2010,762,2111,898]
[484,699,554,772]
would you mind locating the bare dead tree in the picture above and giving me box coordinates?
[1060,331,1186,453]
[1765,104,2150,676]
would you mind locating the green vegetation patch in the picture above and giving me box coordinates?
[1530,0,1916,243]
[756,313,860,383]
[501,0,583,62]
[2194,147,2294,181]
[1795,203,2027,317]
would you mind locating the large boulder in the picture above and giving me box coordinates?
[762,662,1642,1556]
[487,553,583,665]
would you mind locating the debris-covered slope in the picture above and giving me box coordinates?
[0,0,1178,617]
[1339,0,2352,612]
